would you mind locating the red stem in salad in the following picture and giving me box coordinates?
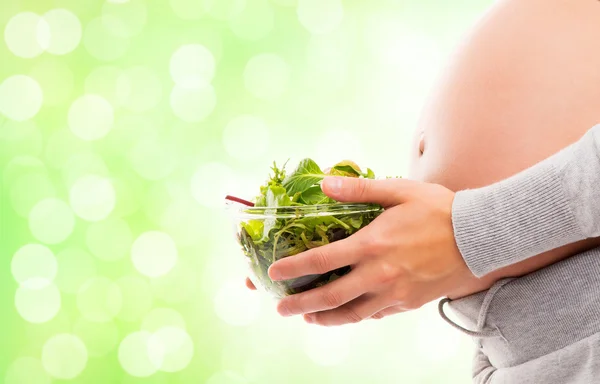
[225,195,255,207]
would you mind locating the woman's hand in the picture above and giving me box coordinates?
[265,176,475,326]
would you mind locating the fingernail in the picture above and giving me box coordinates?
[323,177,343,195]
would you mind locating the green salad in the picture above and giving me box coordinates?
[235,158,384,298]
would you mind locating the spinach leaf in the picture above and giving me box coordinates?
[282,158,325,196]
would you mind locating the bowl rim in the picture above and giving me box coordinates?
[227,202,383,219]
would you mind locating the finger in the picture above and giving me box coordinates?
[245,277,257,290]
[276,262,377,317]
[321,177,420,208]
[304,293,392,326]
[268,234,364,281]
[369,305,406,320]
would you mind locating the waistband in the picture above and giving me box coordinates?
[440,246,600,369]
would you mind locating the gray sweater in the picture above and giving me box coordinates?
[447,123,600,383]
[452,124,600,277]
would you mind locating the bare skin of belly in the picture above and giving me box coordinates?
[409,0,600,299]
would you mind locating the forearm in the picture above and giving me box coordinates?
[453,124,600,278]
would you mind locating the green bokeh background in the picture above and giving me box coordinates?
[0,0,491,382]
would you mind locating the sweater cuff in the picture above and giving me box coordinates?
[452,155,584,277]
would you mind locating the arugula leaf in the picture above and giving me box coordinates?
[282,158,325,196]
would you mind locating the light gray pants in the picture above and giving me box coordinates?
[441,246,600,384]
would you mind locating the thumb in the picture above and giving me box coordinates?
[321,177,418,208]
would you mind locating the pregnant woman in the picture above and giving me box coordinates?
[264,0,600,382]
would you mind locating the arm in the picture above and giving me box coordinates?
[454,124,600,277]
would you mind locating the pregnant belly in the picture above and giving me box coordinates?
[408,0,600,298]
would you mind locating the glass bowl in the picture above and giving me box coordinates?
[229,203,383,298]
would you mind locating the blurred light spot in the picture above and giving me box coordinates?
[116,275,154,322]
[69,175,116,221]
[30,57,74,106]
[55,247,97,294]
[170,84,216,122]
[41,334,88,380]
[62,152,110,187]
[68,95,114,141]
[159,199,210,246]
[15,281,61,323]
[102,0,147,38]
[170,44,215,88]
[206,371,248,384]
[230,0,274,41]
[4,12,49,58]
[5,357,50,384]
[306,33,349,90]
[86,218,132,261]
[303,325,351,366]
[73,318,119,357]
[244,53,289,100]
[0,121,43,162]
[11,244,57,289]
[141,308,187,332]
[223,115,269,161]
[191,162,238,208]
[131,231,178,278]
[3,155,46,186]
[118,331,161,377]
[148,327,194,372]
[151,259,197,304]
[76,277,123,322]
[203,0,246,21]
[170,0,206,19]
[0,75,43,121]
[84,66,131,107]
[297,0,343,35]
[83,17,130,61]
[214,278,260,326]
[29,198,75,244]
[122,66,162,112]
[41,9,82,55]
[10,173,56,218]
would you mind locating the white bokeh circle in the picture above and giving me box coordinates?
[222,115,269,160]
[41,334,88,380]
[214,279,261,326]
[230,0,274,41]
[244,53,290,100]
[11,244,57,289]
[131,231,178,278]
[101,0,147,38]
[4,12,49,58]
[68,94,114,141]
[30,57,75,106]
[76,277,123,322]
[55,247,97,294]
[15,282,61,323]
[86,218,132,261]
[29,198,75,244]
[84,66,131,106]
[297,0,343,35]
[170,84,216,122]
[170,44,215,88]
[0,75,44,122]
[150,259,197,304]
[148,327,194,373]
[42,9,82,55]
[118,331,161,378]
[10,173,56,219]
[128,136,177,181]
[4,357,50,384]
[69,175,116,221]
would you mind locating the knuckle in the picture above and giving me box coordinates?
[321,289,343,308]
[310,250,331,273]
[343,307,363,324]
[371,312,384,320]
[354,178,370,200]
[376,261,399,285]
